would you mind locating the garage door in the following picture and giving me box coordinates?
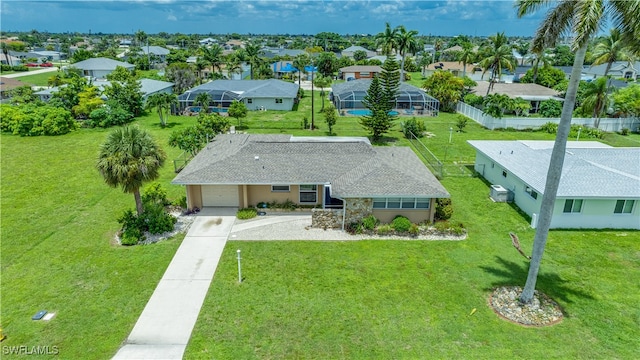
[201,185,239,207]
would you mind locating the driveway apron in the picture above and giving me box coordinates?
[112,208,236,359]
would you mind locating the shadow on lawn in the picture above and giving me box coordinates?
[480,256,594,315]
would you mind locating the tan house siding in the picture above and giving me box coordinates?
[245,184,322,207]
[373,209,431,224]
[186,185,202,209]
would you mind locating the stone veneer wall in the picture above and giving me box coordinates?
[345,198,373,224]
[312,209,343,229]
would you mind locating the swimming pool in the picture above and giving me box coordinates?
[187,106,228,113]
[346,109,399,116]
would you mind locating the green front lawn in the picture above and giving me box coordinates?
[2,90,638,358]
[9,70,60,87]
[186,176,640,359]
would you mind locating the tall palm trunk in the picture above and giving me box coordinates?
[520,44,587,303]
[400,53,406,82]
[134,188,144,215]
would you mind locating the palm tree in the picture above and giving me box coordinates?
[96,126,166,215]
[515,41,530,65]
[375,22,398,57]
[590,28,632,79]
[478,32,517,95]
[146,92,178,127]
[194,92,211,113]
[201,44,225,77]
[396,25,420,82]
[313,75,332,111]
[458,41,476,78]
[580,77,611,129]
[225,55,243,79]
[293,53,311,89]
[527,49,553,83]
[1,42,12,66]
[244,43,262,80]
[516,0,639,304]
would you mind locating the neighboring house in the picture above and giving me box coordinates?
[136,46,171,63]
[1,53,21,65]
[199,37,218,46]
[224,40,245,50]
[331,79,440,115]
[338,65,382,80]
[367,54,402,63]
[271,61,297,79]
[0,77,26,100]
[178,79,299,111]
[583,61,639,81]
[341,46,376,59]
[468,140,640,230]
[424,62,477,78]
[471,81,563,113]
[172,134,450,225]
[34,78,174,102]
[261,48,306,59]
[65,57,135,79]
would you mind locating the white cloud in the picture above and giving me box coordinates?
[167,14,177,21]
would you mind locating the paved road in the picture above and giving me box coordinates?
[112,208,237,360]
[2,67,59,78]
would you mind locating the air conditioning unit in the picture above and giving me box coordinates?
[490,185,512,202]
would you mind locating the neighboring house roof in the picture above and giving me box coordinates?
[173,134,450,199]
[67,57,134,71]
[261,48,306,59]
[181,79,299,99]
[339,65,382,73]
[426,62,476,72]
[139,46,170,56]
[0,77,26,94]
[34,78,173,98]
[467,140,640,198]
[342,45,373,53]
[443,45,479,53]
[472,81,562,101]
[0,53,20,63]
[584,61,640,77]
[367,54,403,62]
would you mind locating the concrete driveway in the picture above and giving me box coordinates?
[112,208,236,360]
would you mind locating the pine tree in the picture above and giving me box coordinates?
[361,75,393,141]
[379,57,400,117]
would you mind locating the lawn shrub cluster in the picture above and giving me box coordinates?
[237,208,258,220]
[1,64,28,72]
[435,198,453,221]
[0,104,79,136]
[257,199,298,210]
[87,101,134,128]
[433,220,465,235]
[401,117,426,138]
[391,215,412,232]
[539,122,604,139]
[117,184,178,245]
[346,214,463,237]
[361,214,379,230]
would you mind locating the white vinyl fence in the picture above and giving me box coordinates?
[456,102,640,132]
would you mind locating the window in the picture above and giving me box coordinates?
[373,198,430,209]
[563,199,583,213]
[360,71,370,76]
[271,185,290,192]
[275,98,283,104]
[491,162,495,168]
[614,200,635,214]
[502,170,507,178]
[299,185,317,203]
[247,98,253,104]
[525,186,538,200]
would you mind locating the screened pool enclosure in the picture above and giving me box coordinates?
[330,79,440,116]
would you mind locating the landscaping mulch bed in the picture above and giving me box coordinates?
[489,286,564,327]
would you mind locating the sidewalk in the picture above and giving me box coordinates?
[112,208,237,360]
[2,67,58,78]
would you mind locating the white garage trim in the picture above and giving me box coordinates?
[201,185,239,207]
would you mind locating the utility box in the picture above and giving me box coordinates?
[490,185,512,202]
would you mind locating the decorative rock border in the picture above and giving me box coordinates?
[489,286,563,327]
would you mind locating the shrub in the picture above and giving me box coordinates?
[142,183,171,206]
[141,202,177,234]
[401,117,426,138]
[87,101,133,128]
[435,198,453,221]
[361,215,379,230]
[118,209,144,246]
[620,128,629,136]
[391,216,412,232]
[463,93,483,107]
[456,115,468,132]
[173,195,187,209]
[449,221,466,235]
[409,223,420,236]
[433,221,450,233]
[12,65,29,72]
[237,208,258,220]
[1,104,79,136]
[539,99,563,117]
[376,224,393,235]
[539,122,558,134]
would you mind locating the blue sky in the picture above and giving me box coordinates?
[1,0,547,36]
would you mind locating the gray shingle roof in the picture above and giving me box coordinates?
[67,57,134,71]
[173,134,450,198]
[468,140,640,198]
[183,79,298,99]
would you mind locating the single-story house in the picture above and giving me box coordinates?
[135,46,170,63]
[34,78,174,102]
[583,61,640,81]
[468,140,640,229]
[424,62,477,78]
[341,46,376,59]
[0,77,26,100]
[271,61,297,79]
[339,65,382,80]
[172,134,450,226]
[178,79,299,111]
[331,79,439,116]
[0,53,21,65]
[64,57,135,79]
[261,48,307,59]
[471,81,564,113]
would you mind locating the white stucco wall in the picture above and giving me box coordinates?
[244,97,294,111]
[474,152,640,229]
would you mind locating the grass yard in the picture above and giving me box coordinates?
[7,70,60,87]
[185,176,640,359]
[1,90,639,358]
